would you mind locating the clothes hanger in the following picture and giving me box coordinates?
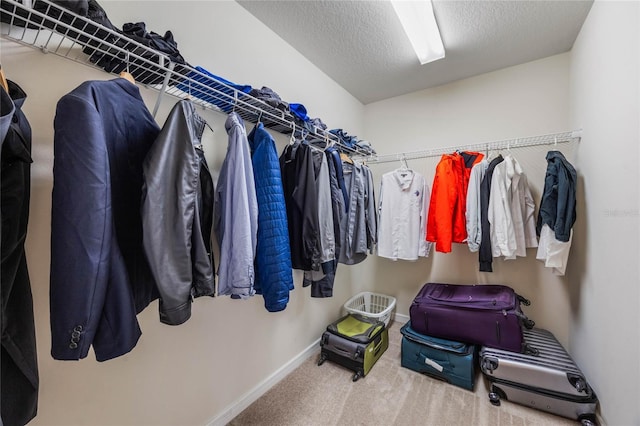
[185,79,193,101]
[323,134,331,151]
[340,150,353,164]
[401,154,409,170]
[0,64,8,93]
[289,123,297,145]
[119,53,135,85]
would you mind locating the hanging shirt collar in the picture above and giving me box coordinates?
[394,169,414,190]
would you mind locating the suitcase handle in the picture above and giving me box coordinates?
[513,310,535,329]
[333,345,355,358]
[372,334,384,356]
[517,294,531,306]
[481,356,499,373]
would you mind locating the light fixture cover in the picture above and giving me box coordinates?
[391,0,445,65]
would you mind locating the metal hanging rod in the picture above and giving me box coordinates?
[355,130,582,164]
[0,0,372,156]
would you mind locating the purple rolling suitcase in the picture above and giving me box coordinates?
[409,283,536,353]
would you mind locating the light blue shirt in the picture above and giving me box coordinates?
[339,162,377,265]
[215,113,258,298]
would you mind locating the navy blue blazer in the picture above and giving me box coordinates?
[50,79,160,361]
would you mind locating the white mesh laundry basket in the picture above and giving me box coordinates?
[344,292,396,327]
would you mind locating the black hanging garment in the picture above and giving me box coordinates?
[1,80,38,426]
[478,154,504,272]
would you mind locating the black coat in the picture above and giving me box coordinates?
[1,80,38,426]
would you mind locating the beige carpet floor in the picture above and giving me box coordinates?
[228,321,578,426]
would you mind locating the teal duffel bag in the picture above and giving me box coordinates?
[400,321,477,391]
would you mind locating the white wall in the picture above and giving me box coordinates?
[4,0,638,424]
[363,53,575,345]
[568,1,640,425]
[1,1,367,425]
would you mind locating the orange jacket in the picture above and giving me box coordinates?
[426,151,484,252]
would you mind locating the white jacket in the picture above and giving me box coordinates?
[488,155,537,259]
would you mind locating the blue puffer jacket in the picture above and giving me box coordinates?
[248,123,293,312]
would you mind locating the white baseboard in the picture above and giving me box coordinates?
[206,337,320,426]
[393,312,409,324]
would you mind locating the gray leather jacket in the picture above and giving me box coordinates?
[142,100,215,325]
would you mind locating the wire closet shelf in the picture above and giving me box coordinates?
[0,0,369,155]
[354,130,582,164]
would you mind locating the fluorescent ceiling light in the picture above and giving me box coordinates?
[391,0,445,65]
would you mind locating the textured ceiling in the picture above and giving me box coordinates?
[237,0,593,104]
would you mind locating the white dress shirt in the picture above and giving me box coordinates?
[536,224,573,275]
[377,169,432,260]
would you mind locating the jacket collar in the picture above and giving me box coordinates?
[394,168,414,190]
[248,122,270,151]
[546,150,577,180]
[111,77,143,100]
[7,79,26,109]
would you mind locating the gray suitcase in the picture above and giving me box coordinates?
[479,328,598,425]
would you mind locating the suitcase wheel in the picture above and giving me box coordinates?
[578,414,598,426]
[352,371,362,382]
[488,392,501,406]
[489,384,507,407]
[523,344,540,356]
[317,354,326,366]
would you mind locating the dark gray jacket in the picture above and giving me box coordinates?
[536,151,577,242]
[142,100,215,326]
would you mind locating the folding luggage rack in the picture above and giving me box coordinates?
[0,0,370,156]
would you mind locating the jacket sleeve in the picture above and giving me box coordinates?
[418,176,432,257]
[364,165,377,253]
[465,163,483,252]
[293,145,319,268]
[427,157,456,253]
[522,175,538,249]
[50,93,139,360]
[554,165,574,242]
[315,155,335,264]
